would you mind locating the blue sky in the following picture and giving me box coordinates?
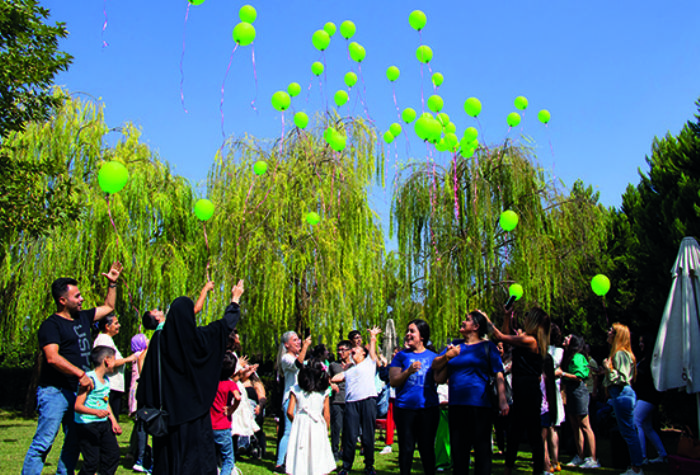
[44,0,700,234]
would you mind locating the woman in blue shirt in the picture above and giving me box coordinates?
[432,310,509,475]
[389,319,439,475]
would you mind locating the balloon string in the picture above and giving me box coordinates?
[250,44,258,112]
[420,63,425,113]
[392,85,401,121]
[202,222,211,281]
[220,43,239,142]
[101,0,109,48]
[179,3,190,113]
[279,111,286,155]
[453,153,459,221]
[106,195,120,250]
[358,64,371,122]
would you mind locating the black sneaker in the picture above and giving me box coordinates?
[273,465,286,474]
[365,467,377,475]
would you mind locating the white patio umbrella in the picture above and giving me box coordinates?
[651,236,700,433]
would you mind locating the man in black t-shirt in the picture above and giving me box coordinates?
[22,262,123,475]
[329,340,352,462]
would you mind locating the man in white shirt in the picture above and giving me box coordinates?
[332,327,382,475]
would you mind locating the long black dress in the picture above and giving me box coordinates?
[137,297,241,474]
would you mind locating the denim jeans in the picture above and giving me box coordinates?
[276,398,292,466]
[609,385,644,466]
[22,386,80,475]
[633,399,667,459]
[213,429,235,475]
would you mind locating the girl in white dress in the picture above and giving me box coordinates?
[286,360,336,475]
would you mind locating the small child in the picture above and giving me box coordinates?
[74,345,122,475]
[211,352,242,475]
[285,359,336,475]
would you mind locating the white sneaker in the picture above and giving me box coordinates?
[379,446,392,455]
[580,458,601,469]
[132,463,148,473]
[566,455,584,466]
[648,455,667,464]
[620,468,644,475]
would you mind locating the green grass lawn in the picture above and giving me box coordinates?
[0,408,671,474]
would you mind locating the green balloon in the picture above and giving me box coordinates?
[253,160,268,175]
[507,112,521,127]
[464,97,482,117]
[386,66,400,82]
[287,82,301,97]
[444,132,459,152]
[330,134,346,152]
[389,123,402,137]
[500,210,519,231]
[98,161,129,194]
[538,109,551,124]
[437,113,450,126]
[409,10,427,31]
[311,61,324,76]
[312,30,331,51]
[238,4,257,23]
[383,131,394,144]
[271,91,291,111]
[232,22,256,46]
[334,90,349,107]
[188,0,205,5]
[463,126,478,142]
[344,71,357,88]
[294,111,309,129]
[402,107,417,124]
[514,96,528,110]
[435,138,448,152]
[414,116,430,140]
[426,117,442,143]
[432,72,444,87]
[194,199,215,222]
[324,127,336,143]
[324,22,337,37]
[591,274,611,296]
[509,283,524,300]
[460,140,476,157]
[306,211,321,225]
[445,122,457,134]
[416,45,433,64]
[348,42,366,62]
[427,95,444,113]
[340,20,356,39]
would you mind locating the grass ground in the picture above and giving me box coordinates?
[0,408,671,474]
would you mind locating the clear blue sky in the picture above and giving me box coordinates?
[44,0,700,233]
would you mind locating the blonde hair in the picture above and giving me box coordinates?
[609,322,636,379]
[522,307,551,359]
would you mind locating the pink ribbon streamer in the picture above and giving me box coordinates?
[220,44,239,142]
[179,3,191,113]
[453,153,459,221]
[279,111,286,155]
[250,45,258,112]
[357,65,371,122]
[102,0,109,48]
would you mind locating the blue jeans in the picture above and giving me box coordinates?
[22,386,80,475]
[213,429,235,475]
[634,399,667,459]
[276,398,292,466]
[609,385,644,467]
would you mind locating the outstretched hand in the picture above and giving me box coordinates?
[102,261,123,283]
[368,326,382,338]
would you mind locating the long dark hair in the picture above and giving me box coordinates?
[470,311,489,339]
[562,334,585,372]
[408,318,431,346]
[297,359,330,394]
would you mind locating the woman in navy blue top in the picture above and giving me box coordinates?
[389,319,439,475]
[432,310,509,475]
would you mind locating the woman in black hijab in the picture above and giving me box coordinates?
[137,280,245,474]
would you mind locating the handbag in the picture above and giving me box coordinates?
[136,331,169,437]
[485,342,513,410]
[678,426,700,459]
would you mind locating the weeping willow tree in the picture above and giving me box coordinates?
[391,140,609,345]
[0,94,389,363]
[203,113,387,355]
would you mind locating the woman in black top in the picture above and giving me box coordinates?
[486,307,550,475]
[137,280,245,475]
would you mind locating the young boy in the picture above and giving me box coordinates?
[74,345,122,475]
[211,352,242,475]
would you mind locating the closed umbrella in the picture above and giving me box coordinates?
[651,236,700,433]
[383,318,397,362]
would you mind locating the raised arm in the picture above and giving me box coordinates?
[298,336,312,366]
[194,281,215,314]
[484,311,537,351]
[95,261,123,321]
[368,326,382,362]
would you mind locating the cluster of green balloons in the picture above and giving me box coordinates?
[98,161,129,194]
[499,210,519,231]
[232,5,257,46]
[383,122,403,144]
[591,274,611,296]
[324,127,346,152]
[194,199,215,222]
